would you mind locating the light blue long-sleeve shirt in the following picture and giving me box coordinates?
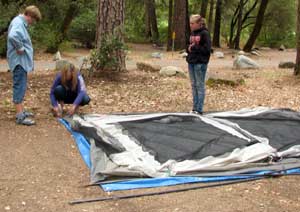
[7,15,34,72]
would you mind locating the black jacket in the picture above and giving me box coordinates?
[186,27,211,64]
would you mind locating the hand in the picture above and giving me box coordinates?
[16,49,24,55]
[68,105,77,116]
[53,106,62,118]
[188,44,194,53]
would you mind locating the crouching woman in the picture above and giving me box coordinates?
[50,63,90,117]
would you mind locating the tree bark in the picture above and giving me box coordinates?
[243,0,269,52]
[96,0,126,71]
[212,0,222,47]
[173,0,188,50]
[207,0,214,32]
[295,0,300,75]
[167,0,174,51]
[144,0,152,39]
[145,0,159,44]
[200,0,209,18]
[234,0,244,49]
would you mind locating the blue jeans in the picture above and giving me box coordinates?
[188,63,207,113]
[12,65,27,104]
[54,85,90,106]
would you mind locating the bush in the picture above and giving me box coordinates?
[30,23,61,53]
[68,9,96,48]
[90,34,127,72]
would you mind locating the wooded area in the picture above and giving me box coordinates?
[0,0,299,73]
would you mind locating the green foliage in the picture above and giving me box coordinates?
[68,9,96,48]
[125,0,145,42]
[257,0,296,48]
[29,22,60,53]
[90,35,127,72]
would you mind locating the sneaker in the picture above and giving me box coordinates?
[23,111,34,117]
[16,113,35,126]
[189,110,203,115]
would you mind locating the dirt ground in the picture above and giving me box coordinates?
[1,44,300,212]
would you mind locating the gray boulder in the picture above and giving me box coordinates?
[160,66,186,77]
[55,59,70,71]
[214,51,225,58]
[279,45,286,51]
[233,55,260,69]
[53,51,62,61]
[151,52,163,59]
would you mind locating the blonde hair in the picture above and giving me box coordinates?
[61,63,78,92]
[24,5,42,22]
[190,14,206,28]
[190,14,201,24]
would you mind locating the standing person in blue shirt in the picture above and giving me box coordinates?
[187,15,211,115]
[7,5,42,125]
[50,63,90,117]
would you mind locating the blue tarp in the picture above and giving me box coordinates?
[60,119,300,192]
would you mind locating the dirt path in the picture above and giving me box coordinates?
[1,44,300,211]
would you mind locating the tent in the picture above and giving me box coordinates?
[62,107,300,192]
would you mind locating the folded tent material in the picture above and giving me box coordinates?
[62,107,300,191]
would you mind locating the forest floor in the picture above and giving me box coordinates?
[1,44,300,212]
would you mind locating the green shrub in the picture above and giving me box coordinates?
[90,34,127,72]
[68,9,96,48]
[30,23,60,53]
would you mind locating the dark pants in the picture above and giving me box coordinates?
[54,85,90,106]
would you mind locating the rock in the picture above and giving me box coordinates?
[55,60,70,71]
[53,51,62,61]
[151,52,163,59]
[214,51,224,58]
[279,61,295,69]
[136,62,161,72]
[260,47,271,50]
[279,45,286,51]
[159,66,186,77]
[233,55,260,69]
[238,50,246,55]
[181,52,188,58]
[250,50,262,56]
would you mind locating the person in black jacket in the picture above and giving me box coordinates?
[186,15,211,115]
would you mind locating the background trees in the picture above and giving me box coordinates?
[0,0,298,70]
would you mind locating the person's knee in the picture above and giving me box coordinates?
[80,95,90,106]
[54,85,65,99]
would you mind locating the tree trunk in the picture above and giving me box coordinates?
[145,0,159,44]
[167,0,174,51]
[96,0,125,71]
[45,0,80,53]
[200,0,209,18]
[212,0,222,47]
[295,0,300,75]
[207,0,214,32]
[243,0,269,52]
[144,0,152,39]
[234,0,244,49]
[173,0,188,50]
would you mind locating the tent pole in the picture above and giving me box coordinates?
[69,176,264,205]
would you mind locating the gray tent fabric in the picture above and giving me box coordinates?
[69,108,300,183]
